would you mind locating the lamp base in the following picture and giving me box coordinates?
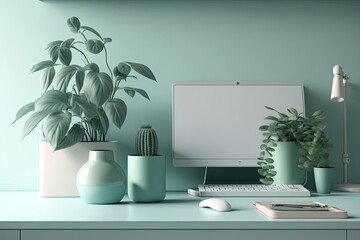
[333,183,360,192]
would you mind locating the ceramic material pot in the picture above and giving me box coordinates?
[272,142,305,184]
[40,141,119,197]
[77,150,126,204]
[314,167,334,194]
[127,155,166,202]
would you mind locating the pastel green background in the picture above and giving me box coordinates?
[1,0,359,191]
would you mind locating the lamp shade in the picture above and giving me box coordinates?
[330,65,344,102]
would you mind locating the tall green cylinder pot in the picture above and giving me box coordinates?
[127,155,166,202]
[272,142,305,184]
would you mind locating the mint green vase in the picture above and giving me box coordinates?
[77,150,126,204]
[127,155,166,202]
[314,167,334,194]
[272,142,305,184]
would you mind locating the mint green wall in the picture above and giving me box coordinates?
[1,0,359,191]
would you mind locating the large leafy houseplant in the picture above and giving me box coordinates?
[13,17,157,151]
[257,106,332,185]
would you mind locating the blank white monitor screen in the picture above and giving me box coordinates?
[172,83,305,167]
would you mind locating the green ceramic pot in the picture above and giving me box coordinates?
[77,150,126,204]
[127,155,166,203]
[272,142,305,184]
[314,167,334,194]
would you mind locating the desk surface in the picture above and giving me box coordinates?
[1,191,360,230]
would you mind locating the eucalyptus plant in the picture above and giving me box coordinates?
[257,106,332,185]
[13,17,157,151]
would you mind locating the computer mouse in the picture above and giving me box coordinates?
[199,198,232,212]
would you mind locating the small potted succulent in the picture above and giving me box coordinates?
[12,17,157,197]
[258,106,332,185]
[313,158,335,194]
[127,125,166,202]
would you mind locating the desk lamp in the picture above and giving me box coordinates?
[331,65,360,192]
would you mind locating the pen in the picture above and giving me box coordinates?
[272,203,328,208]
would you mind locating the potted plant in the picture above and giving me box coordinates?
[12,17,157,197]
[314,158,335,194]
[257,106,332,185]
[127,125,166,202]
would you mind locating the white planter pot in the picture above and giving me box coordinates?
[39,141,119,197]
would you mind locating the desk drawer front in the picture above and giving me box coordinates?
[347,230,360,240]
[0,230,20,240]
[22,229,346,240]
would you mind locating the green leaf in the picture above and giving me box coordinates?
[84,72,113,107]
[58,47,72,66]
[67,17,81,33]
[126,62,157,81]
[123,87,150,100]
[46,40,62,62]
[114,62,131,79]
[80,26,103,39]
[46,40,63,50]
[43,111,71,149]
[104,98,127,129]
[71,94,98,119]
[89,109,109,136]
[85,39,104,54]
[98,107,109,135]
[60,38,75,48]
[84,63,99,73]
[103,38,112,43]
[269,135,279,141]
[22,110,50,139]
[75,69,85,91]
[35,90,68,112]
[258,169,268,177]
[265,106,276,111]
[53,65,78,92]
[12,102,35,124]
[288,108,298,116]
[40,66,55,91]
[260,144,267,150]
[265,116,278,121]
[54,123,85,151]
[259,125,269,131]
[90,117,104,133]
[267,170,277,177]
[30,60,55,73]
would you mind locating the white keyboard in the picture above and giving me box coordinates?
[198,184,311,197]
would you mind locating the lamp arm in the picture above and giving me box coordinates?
[342,77,350,184]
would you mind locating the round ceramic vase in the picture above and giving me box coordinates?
[272,142,305,184]
[314,167,334,194]
[127,155,166,203]
[77,150,126,204]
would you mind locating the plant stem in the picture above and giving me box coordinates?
[71,46,90,65]
[103,45,113,81]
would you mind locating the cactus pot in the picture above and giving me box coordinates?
[127,155,166,203]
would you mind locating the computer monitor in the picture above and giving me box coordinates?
[172,83,305,167]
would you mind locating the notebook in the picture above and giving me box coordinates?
[254,201,348,219]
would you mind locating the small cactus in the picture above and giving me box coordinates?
[136,125,158,156]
